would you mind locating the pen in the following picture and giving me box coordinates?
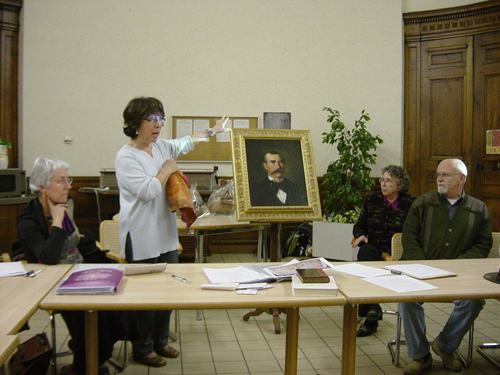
[25,270,34,277]
[172,274,191,284]
[391,270,402,275]
[30,270,42,278]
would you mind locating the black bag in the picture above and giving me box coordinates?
[8,333,52,375]
[283,222,312,258]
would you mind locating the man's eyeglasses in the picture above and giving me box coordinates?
[144,115,165,126]
[379,178,396,184]
[55,178,73,186]
[434,172,461,179]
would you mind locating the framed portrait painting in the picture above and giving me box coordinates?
[231,128,321,222]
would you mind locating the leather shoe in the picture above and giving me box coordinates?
[356,321,378,337]
[155,345,180,358]
[365,308,383,322]
[431,338,461,372]
[403,354,432,375]
[133,353,167,367]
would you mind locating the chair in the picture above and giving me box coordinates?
[475,232,500,369]
[385,232,496,367]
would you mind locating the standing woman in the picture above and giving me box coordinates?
[115,97,226,367]
[351,165,416,337]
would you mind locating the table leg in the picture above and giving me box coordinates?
[342,304,357,375]
[284,307,299,375]
[195,230,204,320]
[85,310,98,375]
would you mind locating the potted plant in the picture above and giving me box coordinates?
[313,107,383,260]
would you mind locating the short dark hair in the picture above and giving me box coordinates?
[123,97,165,139]
[262,150,284,164]
[381,164,411,193]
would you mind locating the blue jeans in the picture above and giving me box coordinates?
[398,299,485,359]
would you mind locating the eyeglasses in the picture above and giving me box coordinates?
[379,178,396,184]
[434,172,461,179]
[55,178,73,186]
[144,115,165,126]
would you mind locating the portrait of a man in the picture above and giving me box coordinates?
[246,140,308,207]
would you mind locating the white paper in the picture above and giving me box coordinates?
[363,275,438,293]
[233,119,249,129]
[330,263,392,278]
[0,261,27,277]
[384,264,455,279]
[203,265,277,284]
[176,119,193,138]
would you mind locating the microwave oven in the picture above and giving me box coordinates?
[0,168,28,198]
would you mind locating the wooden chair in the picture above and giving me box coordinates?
[387,232,500,367]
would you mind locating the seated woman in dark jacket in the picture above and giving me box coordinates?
[352,165,416,337]
[17,156,124,375]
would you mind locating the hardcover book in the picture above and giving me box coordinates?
[296,268,330,283]
[56,267,124,295]
[291,275,338,296]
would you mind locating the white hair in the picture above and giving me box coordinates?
[450,158,468,176]
[29,157,69,195]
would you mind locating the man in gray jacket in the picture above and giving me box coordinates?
[400,158,492,375]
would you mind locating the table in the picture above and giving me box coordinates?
[40,262,347,375]
[0,264,71,366]
[177,216,270,262]
[331,258,500,375]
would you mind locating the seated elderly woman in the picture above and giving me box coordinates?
[16,157,124,375]
[351,165,416,337]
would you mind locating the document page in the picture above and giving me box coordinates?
[384,264,456,279]
[363,275,438,293]
[0,261,27,277]
[203,265,277,284]
[330,263,392,278]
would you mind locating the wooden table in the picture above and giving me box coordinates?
[330,258,500,375]
[40,262,347,375]
[177,216,270,262]
[0,264,71,366]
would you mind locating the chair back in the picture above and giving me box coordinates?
[488,232,500,258]
[99,220,122,258]
[391,233,403,261]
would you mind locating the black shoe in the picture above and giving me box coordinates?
[366,308,383,322]
[356,321,378,337]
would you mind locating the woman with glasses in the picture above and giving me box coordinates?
[115,97,226,368]
[16,156,122,375]
[351,164,416,337]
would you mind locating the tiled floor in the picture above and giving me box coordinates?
[11,253,500,375]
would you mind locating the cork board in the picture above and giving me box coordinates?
[172,116,258,161]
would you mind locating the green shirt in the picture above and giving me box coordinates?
[401,191,492,260]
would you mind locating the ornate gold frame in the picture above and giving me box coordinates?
[231,128,321,222]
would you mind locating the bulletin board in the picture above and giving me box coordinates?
[172,116,259,161]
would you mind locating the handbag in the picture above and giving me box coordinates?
[8,333,52,375]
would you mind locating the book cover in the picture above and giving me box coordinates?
[56,267,124,295]
[291,275,338,296]
[296,268,330,283]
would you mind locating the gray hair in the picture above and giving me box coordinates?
[381,164,411,193]
[29,157,69,195]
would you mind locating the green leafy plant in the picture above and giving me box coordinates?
[320,107,383,223]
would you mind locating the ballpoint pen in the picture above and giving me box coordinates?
[30,270,42,278]
[25,270,34,277]
[172,274,191,284]
[390,270,402,275]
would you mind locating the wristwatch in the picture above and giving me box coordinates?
[206,128,215,137]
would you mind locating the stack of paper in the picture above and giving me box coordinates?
[291,275,338,296]
[0,261,27,277]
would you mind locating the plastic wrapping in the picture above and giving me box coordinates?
[207,179,235,215]
[189,183,210,218]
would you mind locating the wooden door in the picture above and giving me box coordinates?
[472,30,500,231]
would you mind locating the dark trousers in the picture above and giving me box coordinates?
[127,250,178,357]
[61,310,126,374]
[357,243,385,318]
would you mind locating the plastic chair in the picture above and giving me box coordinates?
[385,232,496,367]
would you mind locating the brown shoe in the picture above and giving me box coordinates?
[403,355,432,375]
[133,353,167,367]
[431,338,461,372]
[155,345,180,358]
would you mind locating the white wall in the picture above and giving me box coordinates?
[19,0,485,178]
